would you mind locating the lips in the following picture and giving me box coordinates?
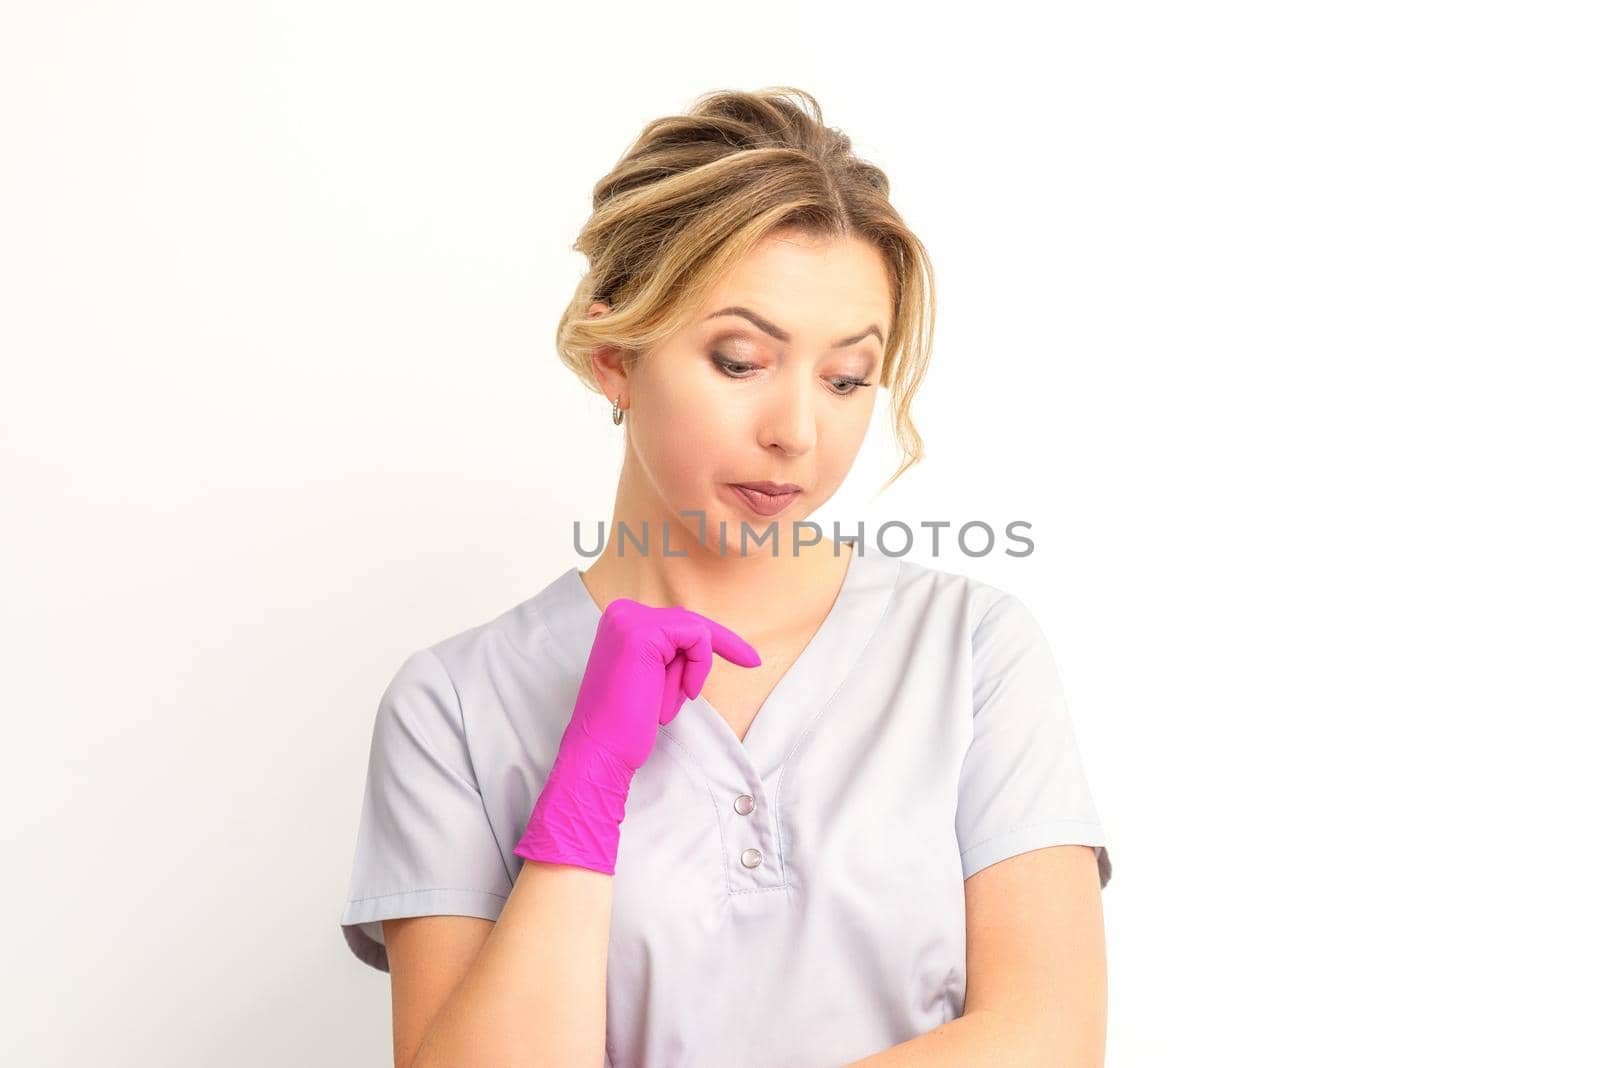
[734,481,802,495]
[728,481,802,517]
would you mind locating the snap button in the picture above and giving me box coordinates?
[734,794,755,815]
[740,847,763,869]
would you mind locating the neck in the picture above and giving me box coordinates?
[578,464,853,630]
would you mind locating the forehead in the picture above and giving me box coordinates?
[696,230,893,339]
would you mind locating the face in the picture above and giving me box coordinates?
[591,228,892,558]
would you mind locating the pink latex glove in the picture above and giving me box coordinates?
[513,597,762,875]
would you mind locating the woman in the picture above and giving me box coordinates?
[339,86,1113,1067]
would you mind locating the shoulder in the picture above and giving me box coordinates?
[407,569,579,688]
[862,554,1059,716]
[872,553,1037,643]
[372,569,584,744]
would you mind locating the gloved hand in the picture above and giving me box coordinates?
[513,596,761,875]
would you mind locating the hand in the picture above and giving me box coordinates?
[513,597,762,875]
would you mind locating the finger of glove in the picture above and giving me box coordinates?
[654,616,716,701]
[659,650,689,725]
[677,608,762,669]
[679,638,711,702]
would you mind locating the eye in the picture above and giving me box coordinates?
[827,375,872,397]
[712,352,758,379]
[714,351,871,396]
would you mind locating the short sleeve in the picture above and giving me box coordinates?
[956,592,1113,888]
[338,648,514,972]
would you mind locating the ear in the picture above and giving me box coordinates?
[585,301,628,404]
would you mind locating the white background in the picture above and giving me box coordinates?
[3,2,1595,1065]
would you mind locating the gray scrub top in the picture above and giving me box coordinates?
[339,546,1112,1068]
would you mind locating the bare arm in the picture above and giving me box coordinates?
[394,860,613,1068]
[844,844,1107,1067]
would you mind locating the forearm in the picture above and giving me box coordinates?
[843,1009,1092,1068]
[410,860,612,1067]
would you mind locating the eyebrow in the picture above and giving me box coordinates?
[704,306,884,349]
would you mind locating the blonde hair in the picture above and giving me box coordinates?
[554,86,936,492]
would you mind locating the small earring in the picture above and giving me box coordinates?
[611,394,624,425]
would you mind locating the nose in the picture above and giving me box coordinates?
[756,372,817,456]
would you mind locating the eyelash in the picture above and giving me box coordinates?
[712,353,873,396]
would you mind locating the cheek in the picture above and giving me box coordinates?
[630,389,735,488]
[813,405,873,478]
[638,420,717,487]
[829,397,875,445]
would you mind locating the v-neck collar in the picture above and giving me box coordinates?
[537,541,901,782]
